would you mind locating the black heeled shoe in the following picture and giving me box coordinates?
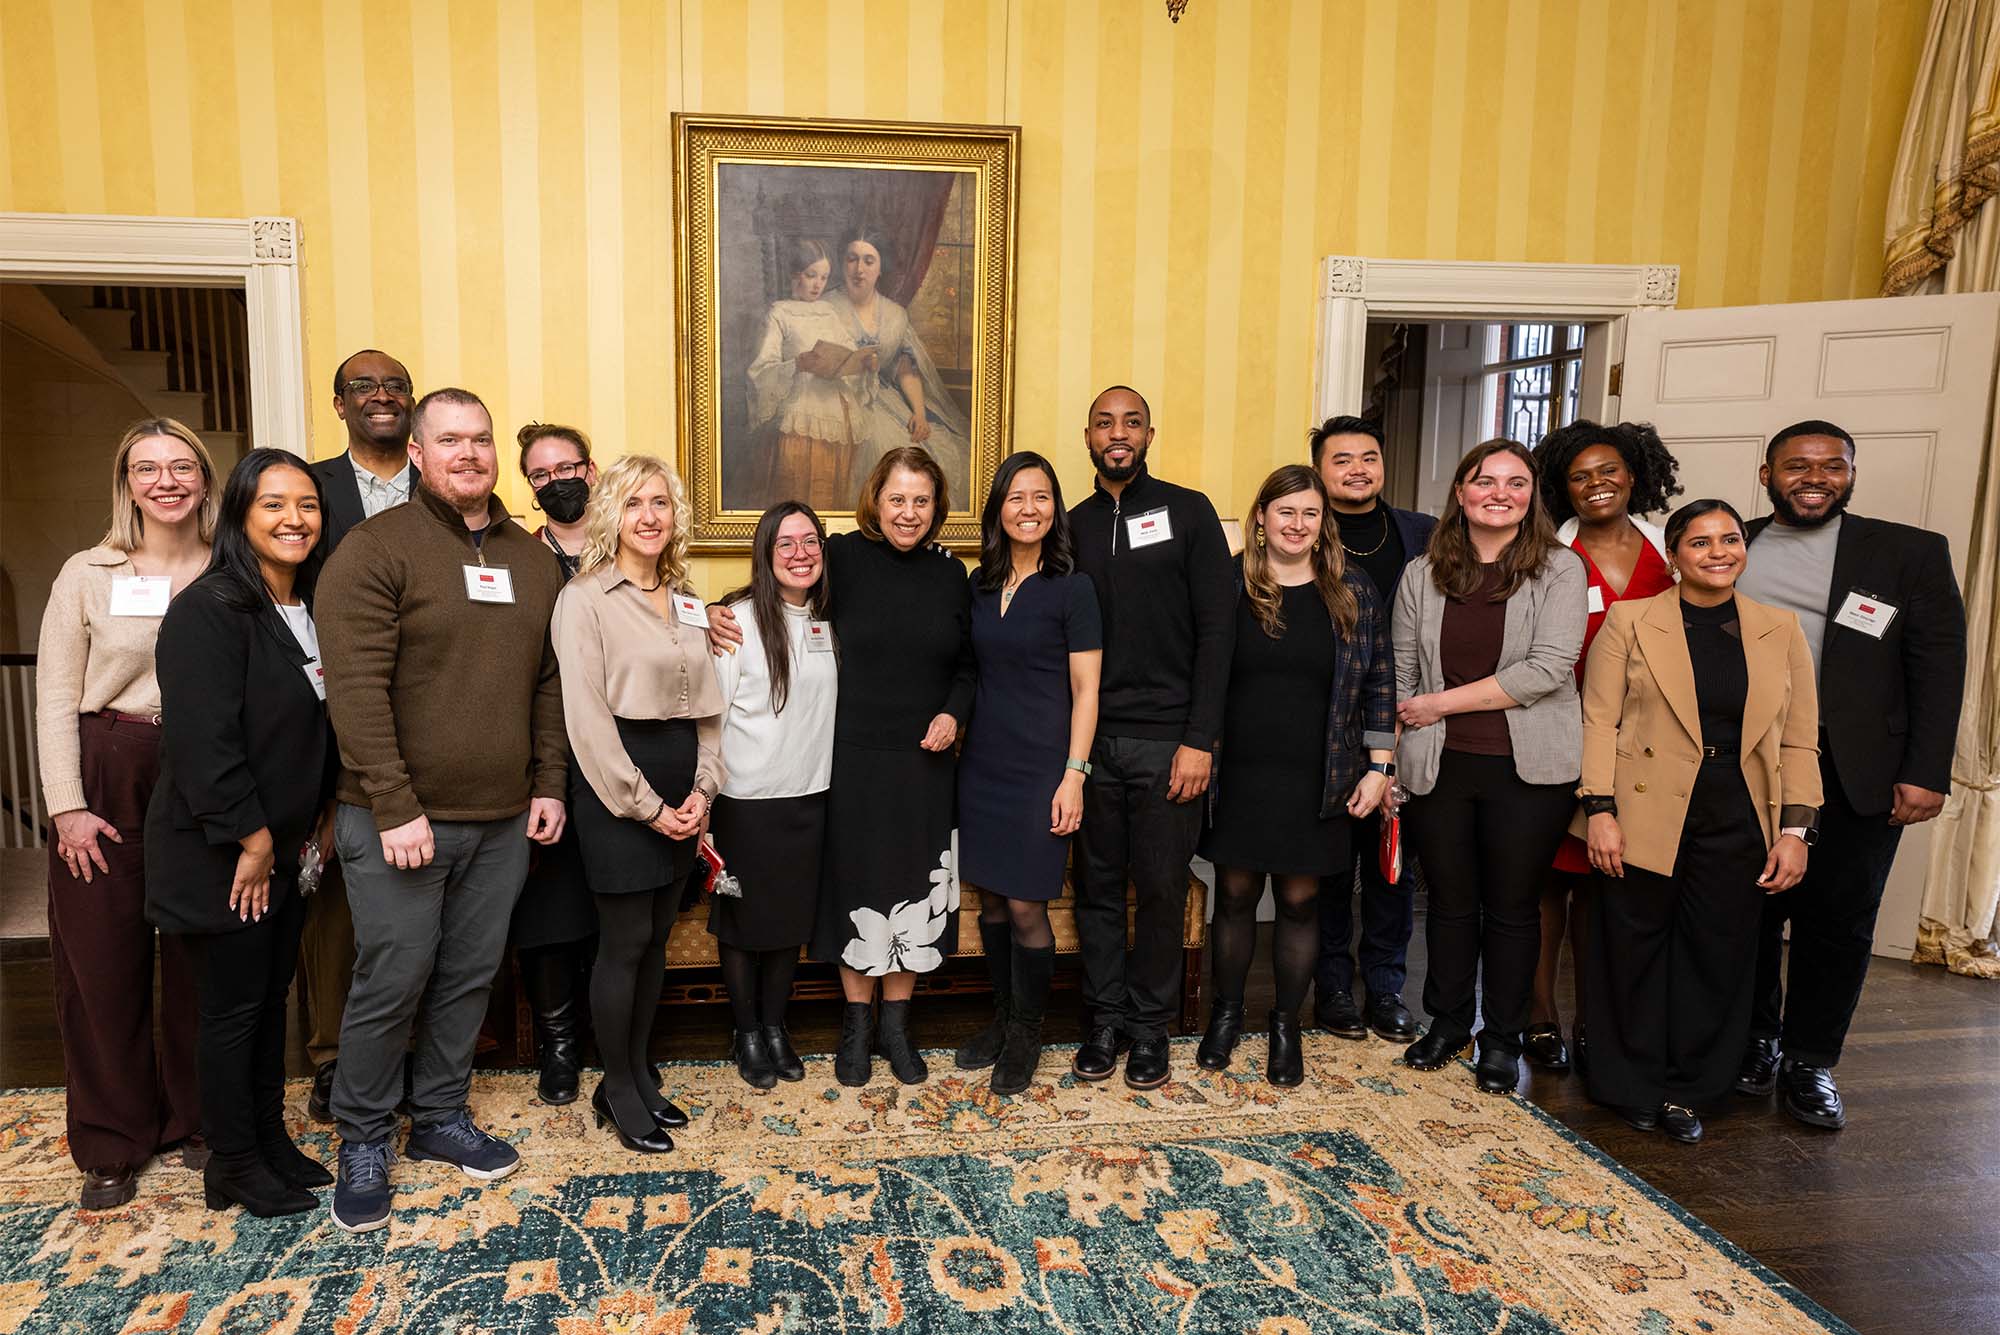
[1267,1009,1304,1087]
[875,999,928,1085]
[733,1030,778,1090]
[1473,1041,1520,1095]
[650,1095,690,1130]
[836,1002,874,1088]
[204,1150,318,1217]
[761,1025,806,1082]
[592,1084,675,1153]
[257,1131,334,1190]
[1402,1024,1473,1071]
[1196,1000,1244,1071]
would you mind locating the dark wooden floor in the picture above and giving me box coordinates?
[3,915,1994,1335]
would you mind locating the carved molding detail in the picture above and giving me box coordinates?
[1167,0,1190,21]
[251,217,296,264]
[1324,256,1367,297]
[1642,264,1680,306]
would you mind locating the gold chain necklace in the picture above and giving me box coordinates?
[1338,509,1391,558]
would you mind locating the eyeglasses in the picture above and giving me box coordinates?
[526,460,587,488]
[128,460,203,483]
[341,377,413,398]
[773,535,823,557]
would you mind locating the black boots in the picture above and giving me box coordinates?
[955,920,1013,1070]
[732,1029,778,1090]
[521,945,585,1105]
[257,1118,333,1190]
[1197,1000,1245,1071]
[875,1000,928,1085]
[1267,1010,1304,1087]
[990,944,1054,1097]
[836,1002,874,1087]
[760,1025,806,1082]
[204,1150,317,1217]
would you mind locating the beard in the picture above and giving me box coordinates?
[1088,442,1147,483]
[1766,477,1853,528]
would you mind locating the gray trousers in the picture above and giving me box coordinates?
[329,803,529,1145]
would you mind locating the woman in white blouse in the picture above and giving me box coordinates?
[706,502,839,1088]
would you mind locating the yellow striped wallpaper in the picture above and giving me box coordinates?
[0,0,1926,587]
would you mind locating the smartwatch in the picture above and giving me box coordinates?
[1367,761,1396,777]
[1064,757,1092,777]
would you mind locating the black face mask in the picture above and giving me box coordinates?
[535,477,590,523]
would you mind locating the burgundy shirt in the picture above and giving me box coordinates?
[1441,564,1511,756]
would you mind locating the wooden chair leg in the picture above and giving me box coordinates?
[1180,945,1203,1034]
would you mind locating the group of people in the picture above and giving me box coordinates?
[36,351,1965,1238]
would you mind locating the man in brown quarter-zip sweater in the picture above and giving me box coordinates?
[314,387,567,1233]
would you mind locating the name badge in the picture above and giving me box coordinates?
[1126,507,1173,549]
[464,565,516,604]
[805,619,835,652]
[1587,585,1606,615]
[302,657,327,701]
[1832,589,1898,639]
[109,575,171,618]
[672,592,709,628]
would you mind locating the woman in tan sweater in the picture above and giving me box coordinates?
[36,417,218,1209]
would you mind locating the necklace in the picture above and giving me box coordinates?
[634,571,664,593]
[1338,507,1390,557]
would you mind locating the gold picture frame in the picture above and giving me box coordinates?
[672,113,1021,553]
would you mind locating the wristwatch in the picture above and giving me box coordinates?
[1780,826,1817,846]
[1064,757,1092,777]
[1367,761,1396,777]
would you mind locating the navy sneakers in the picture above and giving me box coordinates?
[330,1139,394,1233]
[405,1112,521,1181]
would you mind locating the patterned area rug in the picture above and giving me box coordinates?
[0,1036,1852,1334]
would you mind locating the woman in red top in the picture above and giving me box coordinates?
[1525,421,1682,1072]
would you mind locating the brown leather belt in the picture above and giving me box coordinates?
[93,709,160,727]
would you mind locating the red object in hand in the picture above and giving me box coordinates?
[1378,811,1404,885]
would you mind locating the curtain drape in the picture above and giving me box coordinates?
[1884,0,2000,978]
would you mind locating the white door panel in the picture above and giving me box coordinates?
[1620,292,2000,959]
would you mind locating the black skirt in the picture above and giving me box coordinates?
[570,718,699,897]
[706,792,826,951]
[809,742,959,975]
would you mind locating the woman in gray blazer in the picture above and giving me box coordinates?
[1391,439,1586,1095]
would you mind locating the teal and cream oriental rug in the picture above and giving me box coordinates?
[0,1036,1853,1333]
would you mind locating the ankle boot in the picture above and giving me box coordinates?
[522,947,583,1105]
[1267,1010,1304,1087]
[760,1024,806,1082]
[875,999,929,1085]
[204,1149,317,1217]
[990,944,1054,1096]
[836,1002,874,1088]
[1197,1000,1245,1071]
[732,1029,778,1090]
[955,920,1013,1070]
[256,1116,333,1190]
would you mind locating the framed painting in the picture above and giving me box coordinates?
[673,113,1021,552]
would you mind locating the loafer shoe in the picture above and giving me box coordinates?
[1365,993,1418,1041]
[1401,1024,1472,1071]
[1072,1024,1121,1081]
[1779,1059,1846,1130]
[330,1139,394,1233]
[1734,1036,1782,1097]
[1615,1104,1659,1132]
[1522,1023,1570,1071]
[1661,1103,1703,1144]
[308,1061,336,1125]
[79,1163,137,1211]
[1124,1037,1171,1090]
[1315,990,1367,1040]
[1473,1041,1519,1095]
[405,1112,520,1181]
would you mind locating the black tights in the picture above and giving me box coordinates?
[978,894,1054,949]
[717,944,800,1032]
[591,886,677,1137]
[1211,868,1320,1013]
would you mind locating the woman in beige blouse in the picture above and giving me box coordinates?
[36,417,218,1209]
[551,454,724,1154]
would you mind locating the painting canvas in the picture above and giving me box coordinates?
[675,115,1020,552]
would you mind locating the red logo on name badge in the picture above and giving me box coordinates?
[1139,520,1156,531]
[480,574,495,584]
[1859,603,1875,614]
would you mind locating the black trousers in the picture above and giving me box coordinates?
[1586,761,1767,1109]
[1750,750,1903,1067]
[1077,735,1205,1040]
[1405,751,1575,1054]
[1316,809,1418,1003]
[187,889,308,1156]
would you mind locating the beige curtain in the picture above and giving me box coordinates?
[1884,0,2000,977]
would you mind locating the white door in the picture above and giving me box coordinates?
[1617,291,2000,958]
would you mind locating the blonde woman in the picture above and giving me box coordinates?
[551,455,725,1153]
[37,417,218,1209]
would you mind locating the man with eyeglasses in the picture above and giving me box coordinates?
[300,349,419,1125]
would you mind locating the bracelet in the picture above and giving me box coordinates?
[1064,758,1092,777]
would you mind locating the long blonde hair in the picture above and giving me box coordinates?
[576,454,692,591]
[102,417,221,552]
[1243,465,1357,638]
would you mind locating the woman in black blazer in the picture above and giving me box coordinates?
[147,449,338,1217]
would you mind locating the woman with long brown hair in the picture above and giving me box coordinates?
[1197,465,1396,1086]
[1391,440,1586,1095]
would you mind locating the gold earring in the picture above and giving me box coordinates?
[1254,526,1266,549]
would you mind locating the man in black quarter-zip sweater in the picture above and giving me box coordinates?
[1068,385,1235,1089]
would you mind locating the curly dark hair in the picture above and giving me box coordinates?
[1533,419,1684,522]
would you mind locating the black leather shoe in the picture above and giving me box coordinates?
[1315,990,1367,1040]
[1522,1023,1570,1071]
[1734,1036,1782,1096]
[308,1061,336,1125]
[1779,1059,1846,1130]
[203,1150,317,1217]
[760,1025,805,1082]
[1660,1103,1703,1143]
[732,1029,778,1090]
[592,1085,674,1153]
[836,1002,874,1088]
[1267,1010,1304,1087]
[1124,1036,1171,1089]
[1072,1024,1121,1081]
[1365,993,1418,1040]
[79,1163,136,1210]
[1402,1025,1472,1071]
[532,999,583,1105]
[650,1100,690,1130]
[1474,1041,1519,1095]
[1615,1104,1659,1132]
[1197,1000,1244,1070]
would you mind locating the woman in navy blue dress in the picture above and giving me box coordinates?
[956,451,1102,1095]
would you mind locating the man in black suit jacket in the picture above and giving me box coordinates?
[1310,415,1438,1044]
[1736,419,1966,1130]
[298,348,418,1122]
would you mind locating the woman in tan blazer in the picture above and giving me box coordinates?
[1577,499,1821,1144]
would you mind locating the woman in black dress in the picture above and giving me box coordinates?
[1199,465,1395,1086]
[955,453,1101,1095]
[808,446,974,1087]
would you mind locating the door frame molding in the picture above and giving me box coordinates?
[0,212,307,456]
[1313,256,1682,423]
